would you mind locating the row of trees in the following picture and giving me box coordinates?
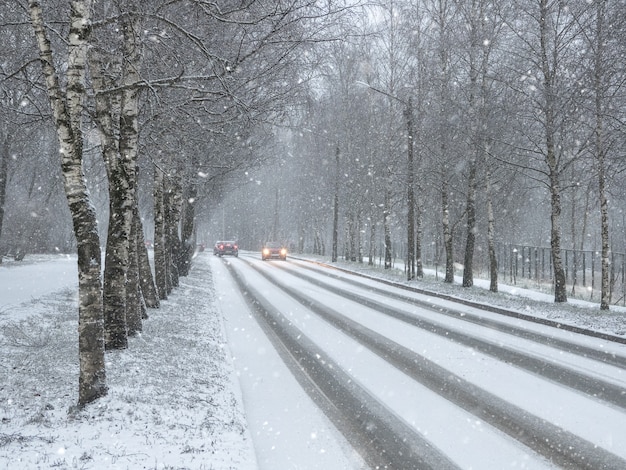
[1,0,354,407]
[214,0,626,310]
[322,0,626,309]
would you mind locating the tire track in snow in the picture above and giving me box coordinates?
[275,261,626,411]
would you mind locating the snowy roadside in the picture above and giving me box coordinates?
[0,254,256,470]
[295,255,626,339]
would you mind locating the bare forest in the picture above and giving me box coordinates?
[1,1,626,407]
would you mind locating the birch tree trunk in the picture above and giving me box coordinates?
[539,0,567,302]
[415,195,424,277]
[129,167,146,327]
[126,205,142,335]
[368,211,376,266]
[165,175,182,290]
[0,135,8,260]
[461,0,483,289]
[383,184,392,269]
[486,163,498,292]
[136,207,159,308]
[179,173,197,277]
[179,193,196,277]
[548,173,567,302]
[593,0,611,310]
[462,160,477,288]
[154,166,168,300]
[28,0,107,407]
[433,0,455,284]
[405,100,415,280]
[332,145,339,263]
[100,11,142,349]
[442,179,454,283]
[101,134,130,348]
[90,49,129,348]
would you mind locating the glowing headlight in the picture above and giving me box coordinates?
[280,249,287,256]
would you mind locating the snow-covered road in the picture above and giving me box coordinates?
[0,255,76,310]
[213,253,626,470]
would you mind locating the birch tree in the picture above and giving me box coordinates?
[0,136,8,257]
[505,0,591,302]
[28,0,107,407]
[425,0,460,283]
[583,0,626,309]
[459,0,484,288]
[90,5,143,349]
[153,164,168,300]
[592,0,611,310]
[535,0,569,302]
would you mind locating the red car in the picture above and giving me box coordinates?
[215,241,239,257]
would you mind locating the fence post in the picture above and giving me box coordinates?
[590,251,596,299]
[494,244,623,303]
[549,249,553,281]
[511,247,517,284]
[622,253,625,306]
[610,251,616,303]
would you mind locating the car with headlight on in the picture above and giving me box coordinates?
[262,242,287,260]
[215,240,239,257]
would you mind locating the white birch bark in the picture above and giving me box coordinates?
[118,12,142,327]
[486,163,498,292]
[0,135,8,259]
[88,47,129,349]
[154,166,168,300]
[538,0,567,302]
[28,0,107,407]
[100,11,143,349]
[165,173,183,289]
[593,0,611,310]
[136,204,159,308]
[442,180,454,283]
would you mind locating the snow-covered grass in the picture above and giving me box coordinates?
[0,255,256,470]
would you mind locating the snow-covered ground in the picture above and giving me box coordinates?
[1,252,625,469]
[0,253,256,469]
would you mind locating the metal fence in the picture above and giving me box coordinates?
[351,237,626,306]
[496,243,626,306]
